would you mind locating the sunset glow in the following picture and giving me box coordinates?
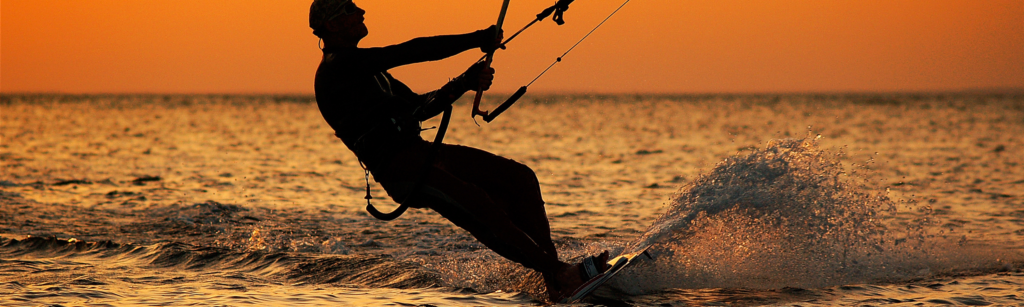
[3,0,1022,94]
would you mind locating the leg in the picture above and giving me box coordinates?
[433,147,614,300]
[429,145,580,301]
[433,144,558,257]
[384,166,562,272]
[372,142,595,301]
[373,141,564,273]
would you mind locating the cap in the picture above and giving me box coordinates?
[309,0,354,30]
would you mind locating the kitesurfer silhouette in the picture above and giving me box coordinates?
[308,0,608,301]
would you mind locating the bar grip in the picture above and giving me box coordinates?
[484,86,527,122]
[471,85,488,118]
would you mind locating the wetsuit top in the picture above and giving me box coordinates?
[314,30,488,169]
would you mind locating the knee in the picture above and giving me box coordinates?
[502,160,544,203]
[508,159,541,186]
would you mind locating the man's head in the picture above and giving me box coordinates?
[309,0,366,41]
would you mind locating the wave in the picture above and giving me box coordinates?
[0,236,442,289]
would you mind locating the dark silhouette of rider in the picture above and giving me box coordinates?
[309,0,607,301]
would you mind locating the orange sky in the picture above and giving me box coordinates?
[2,0,1022,94]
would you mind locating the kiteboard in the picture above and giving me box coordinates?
[560,246,654,304]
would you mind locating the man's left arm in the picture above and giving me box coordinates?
[390,62,494,121]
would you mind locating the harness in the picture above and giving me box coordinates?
[353,72,455,221]
[358,105,451,221]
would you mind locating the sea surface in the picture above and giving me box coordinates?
[1,93,1022,306]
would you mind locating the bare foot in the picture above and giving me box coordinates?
[547,251,610,302]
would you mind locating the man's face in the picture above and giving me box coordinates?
[330,1,367,41]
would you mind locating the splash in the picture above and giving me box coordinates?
[632,137,899,251]
[611,138,1015,294]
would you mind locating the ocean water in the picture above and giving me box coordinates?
[1,93,1022,306]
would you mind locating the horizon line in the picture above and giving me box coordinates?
[3,87,1024,97]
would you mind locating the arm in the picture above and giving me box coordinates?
[413,77,471,120]
[382,71,470,121]
[345,28,494,73]
[412,62,495,121]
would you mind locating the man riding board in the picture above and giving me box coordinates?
[309,0,608,301]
